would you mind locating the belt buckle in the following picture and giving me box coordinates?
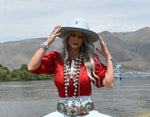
[57,102,94,116]
[64,105,79,116]
[78,104,90,116]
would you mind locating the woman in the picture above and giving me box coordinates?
[28,18,114,117]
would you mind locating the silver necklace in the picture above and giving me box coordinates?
[57,53,95,115]
[63,53,82,116]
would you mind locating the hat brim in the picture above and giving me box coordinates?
[58,27,99,42]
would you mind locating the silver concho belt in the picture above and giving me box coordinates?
[57,102,94,116]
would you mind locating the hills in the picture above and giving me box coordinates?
[0,27,150,72]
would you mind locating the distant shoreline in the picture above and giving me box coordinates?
[0,64,54,81]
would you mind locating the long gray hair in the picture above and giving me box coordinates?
[61,33,99,82]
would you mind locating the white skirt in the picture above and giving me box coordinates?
[43,96,112,117]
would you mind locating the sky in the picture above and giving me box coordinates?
[0,0,150,43]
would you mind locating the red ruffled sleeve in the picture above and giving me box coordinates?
[93,54,107,88]
[30,51,57,75]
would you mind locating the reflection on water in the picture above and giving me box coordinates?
[0,79,150,117]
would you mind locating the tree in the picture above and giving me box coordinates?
[20,64,28,70]
[0,64,54,81]
[1,66,9,71]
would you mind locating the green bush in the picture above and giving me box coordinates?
[0,64,54,81]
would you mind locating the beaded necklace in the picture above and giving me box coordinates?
[63,53,82,116]
[57,53,94,116]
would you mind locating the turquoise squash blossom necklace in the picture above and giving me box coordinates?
[57,53,94,116]
[63,53,82,116]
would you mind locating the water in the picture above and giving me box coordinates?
[0,78,150,117]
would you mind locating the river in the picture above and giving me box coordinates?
[0,78,150,117]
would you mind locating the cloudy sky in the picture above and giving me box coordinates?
[0,0,150,43]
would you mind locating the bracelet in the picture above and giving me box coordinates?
[40,41,49,50]
[107,58,113,61]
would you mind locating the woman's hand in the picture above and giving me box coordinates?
[96,36,112,59]
[28,25,61,72]
[96,36,114,88]
[46,25,61,45]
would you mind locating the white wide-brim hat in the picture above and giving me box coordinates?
[58,18,99,42]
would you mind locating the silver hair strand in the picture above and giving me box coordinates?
[61,33,99,83]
